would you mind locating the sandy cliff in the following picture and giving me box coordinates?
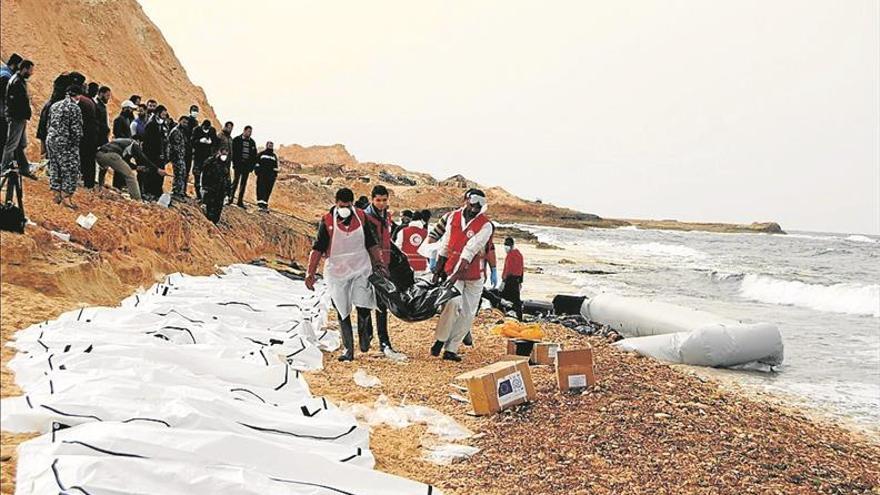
[0,0,217,158]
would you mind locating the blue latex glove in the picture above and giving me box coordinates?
[490,267,498,288]
[429,255,437,272]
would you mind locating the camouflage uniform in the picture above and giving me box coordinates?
[46,97,83,194]
[168,124,187,196]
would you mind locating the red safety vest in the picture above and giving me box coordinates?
[444,209,491,281]
[364,208,393,267]
[322,208,367,257]
[400,225,429,271]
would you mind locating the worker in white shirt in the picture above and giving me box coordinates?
[430,190,493,362]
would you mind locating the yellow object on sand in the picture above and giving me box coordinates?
[491,321,545,341]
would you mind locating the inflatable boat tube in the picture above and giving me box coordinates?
[614,322,784,367]
[581,294,739,337]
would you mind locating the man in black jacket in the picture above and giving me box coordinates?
[254,141,279,212]
[0,54,22,154]
[1,59,35,177]
[229,125,256,208]
[94,86,112,146]
[183,104,198,190]
[201,143,232,224]
[191,120,216,200]
[0,54,32,178]
[111,100,136,190]
[75,82,98,189]
[141,105,170,200]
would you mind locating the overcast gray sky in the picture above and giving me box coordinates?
[141,0,879,234]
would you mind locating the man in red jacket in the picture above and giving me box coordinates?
[396,210,429,273]
[500,237,524,320]
[430,189,493,362]
[305,187,386,361]
[360,185,398,354]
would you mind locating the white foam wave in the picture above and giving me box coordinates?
[739,275,880,317]
[845,235,878,244]
[632,242,707,258]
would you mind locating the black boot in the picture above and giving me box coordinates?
[442,351,462,362]
[430,340,444,357]
[462,332,474,346]
[376,306,392,352]
[356,308,373,352]
[338,318,355,362]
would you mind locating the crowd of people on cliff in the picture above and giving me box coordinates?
[1,54,528,364]
[0,54,280,221]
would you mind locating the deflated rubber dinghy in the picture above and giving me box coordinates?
[1,264,442,494]
[581,294,783,368]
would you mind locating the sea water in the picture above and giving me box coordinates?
[516,224,880,430]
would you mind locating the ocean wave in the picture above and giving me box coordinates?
[845,235,878,244]
[632,242,708,258]
[739,274,880,317]
[710,271,745,282]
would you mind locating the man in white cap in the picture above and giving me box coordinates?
[430,189,493,362]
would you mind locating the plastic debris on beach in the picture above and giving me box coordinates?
[342,394,477,464]
[49,230,71,242]
[75,212,98,229]
[491,320,545,340]
[157,192,172,208]
[354,368,383,388]
[423,443,481,465]
[383,346,409,363]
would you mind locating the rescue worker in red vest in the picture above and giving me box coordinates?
[430,189,493,361]
[305,187,388,361]
[358,185,399,354]
[395,209,430,274]
[500,236,525,320]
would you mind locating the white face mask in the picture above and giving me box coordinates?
[191,111,198,118]
[156,118,164,125]
[504,245,512,253]
[219,154,228,162]
[336,207,352,219]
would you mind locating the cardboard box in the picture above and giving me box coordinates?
[555,347,596,392]
[505,339,562,365]
[456,359,536,415]
[531,342,562,365]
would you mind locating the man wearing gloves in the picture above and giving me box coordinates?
[430,189,494,362]
[305,187,388,362]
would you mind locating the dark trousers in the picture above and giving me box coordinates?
[334,303,371,356]
[356,300,390,351]
[79,139,97,188]
[255,172,276,206]
[229,167,251,205]
[192,154,209,200]
[500,276,524,321]
[202,188,225,223]
[138,169,164,200]
[111,165,127,189]
[1,118,29,173]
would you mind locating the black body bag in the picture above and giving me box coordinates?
[0,170,26,234]
[369,274,461,322]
